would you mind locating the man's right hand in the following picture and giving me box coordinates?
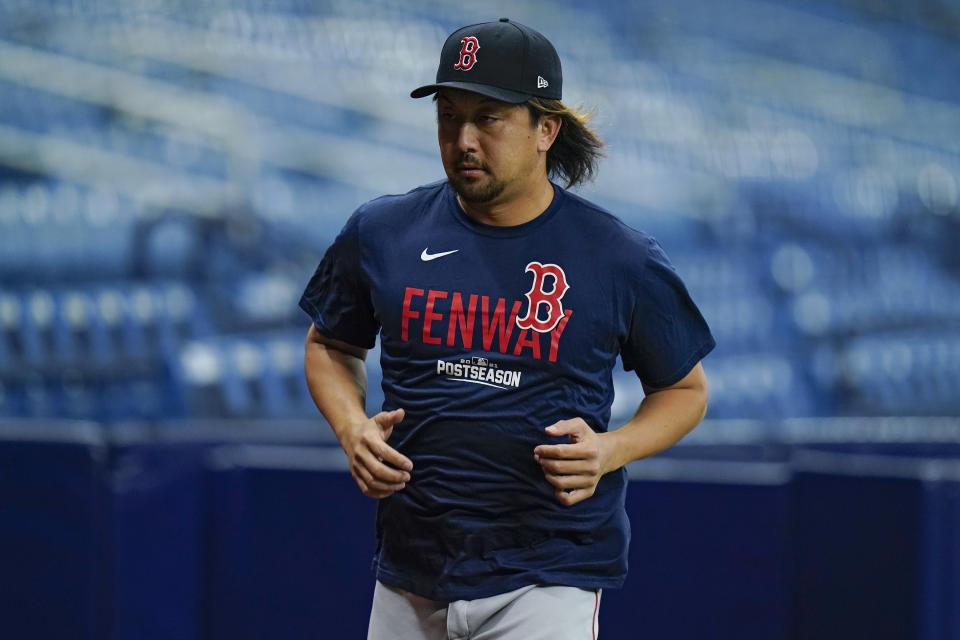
[340,408,413,499]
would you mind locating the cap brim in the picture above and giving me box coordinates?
[410,81,531,104]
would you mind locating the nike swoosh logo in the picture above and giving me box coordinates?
[420,248,459,261]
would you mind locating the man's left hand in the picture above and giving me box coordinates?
[534,418,611,506]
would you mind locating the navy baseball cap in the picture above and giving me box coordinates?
[411,18,562,104]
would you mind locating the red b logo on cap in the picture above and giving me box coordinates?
[454,36,480,71]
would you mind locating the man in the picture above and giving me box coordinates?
[300,18,714,640]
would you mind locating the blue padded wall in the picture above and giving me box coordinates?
[3,421,960,640]
[202,446,377,640]
[0,423,108,640]
[792,450,960,640]
[608,457,795,639]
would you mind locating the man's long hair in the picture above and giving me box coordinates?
[527,98,604,190]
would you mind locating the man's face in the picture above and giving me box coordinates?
[436,89,545,206]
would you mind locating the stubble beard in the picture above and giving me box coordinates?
[447,154,507,204]
[450,172,507,204]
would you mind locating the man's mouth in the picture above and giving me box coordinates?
[455,163,486,178]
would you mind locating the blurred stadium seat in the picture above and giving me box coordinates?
[0,0,957,423]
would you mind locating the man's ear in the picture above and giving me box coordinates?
[537,114,562,152]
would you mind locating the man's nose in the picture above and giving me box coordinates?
[456,122,479,151]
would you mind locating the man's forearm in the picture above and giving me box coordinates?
[304,326,412,498]
[304,328,369,441]
[599,365,709,474]
[534,363,709,506]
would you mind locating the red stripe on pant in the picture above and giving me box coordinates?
[592,591,599,640]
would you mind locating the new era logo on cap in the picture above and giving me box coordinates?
[411,17,562,104]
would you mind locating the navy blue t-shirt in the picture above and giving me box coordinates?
[299,181,715,601]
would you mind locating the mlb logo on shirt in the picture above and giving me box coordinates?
[472,356,490,367]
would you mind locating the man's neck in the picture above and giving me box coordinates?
[457,177,556,227]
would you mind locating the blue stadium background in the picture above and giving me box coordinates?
[1,0,959,638]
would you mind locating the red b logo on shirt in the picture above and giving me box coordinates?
[453,36,480,71]
[516,262,570,333]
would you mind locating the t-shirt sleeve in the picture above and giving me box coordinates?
[298,211,380,349]
[620,238,715,387]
